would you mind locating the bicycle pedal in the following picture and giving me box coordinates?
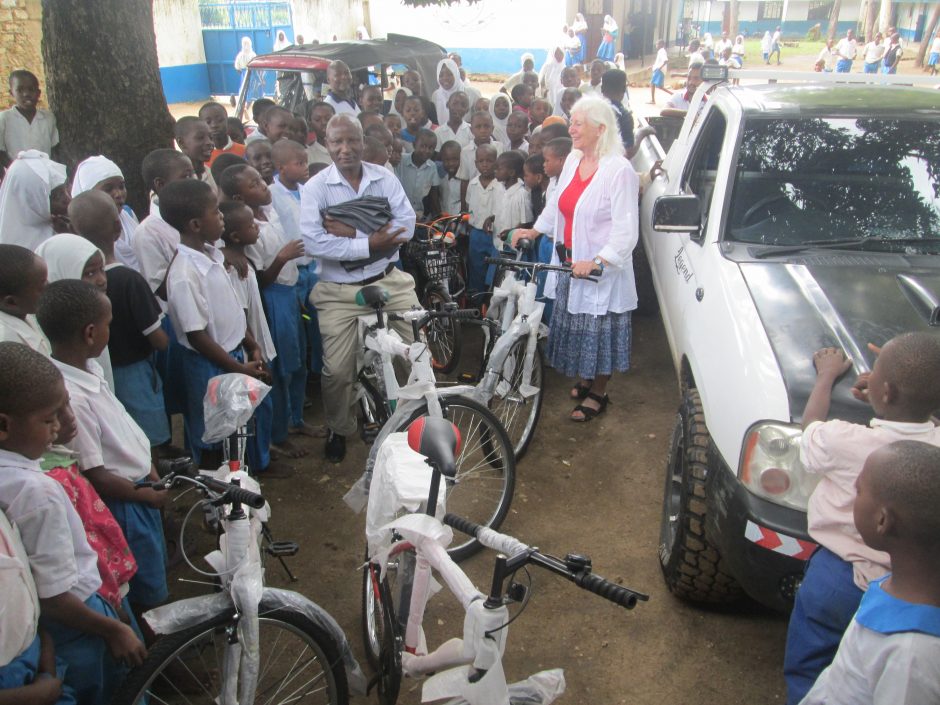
[265,541,299,557]
[361,422,381,443]
[457,373,478,383]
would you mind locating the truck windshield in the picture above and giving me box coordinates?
[726,117,940,250]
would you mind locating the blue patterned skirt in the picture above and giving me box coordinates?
[545,274,632,379]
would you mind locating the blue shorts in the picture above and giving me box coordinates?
[651,69,665,87]
[0,635,76,703]
[179,345,243,452]
[928,52,939,67]
[112,355,170,446]
[105,496,168,607]
[42,593,128,705]
[835,58,852,73]
[882,64,897,74]
[468,226,498,295]
[155,316,186,416]
[863,61,879,74]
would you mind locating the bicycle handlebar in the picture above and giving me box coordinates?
[483,257,601,281]
[144,467,266,510]
[442,513,648,610]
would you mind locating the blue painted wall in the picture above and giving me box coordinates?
[447,48,548,75]
[694,20,857,39]
[160,64,211,103]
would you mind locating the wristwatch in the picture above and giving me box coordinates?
[592,256,605,273]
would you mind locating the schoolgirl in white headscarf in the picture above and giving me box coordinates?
[597,15,619,61]
[234,36,256,71]
[501,52,536,93]
[388,85,412,117]
[0,150,68,251]
[35,233,114,387]
[539,44,566,101]
[72,156,140,272]
[432,58,465,127]
[273,30,291,51]
[489,93,513,148]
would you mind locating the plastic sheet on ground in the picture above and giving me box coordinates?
[438,669,566,705]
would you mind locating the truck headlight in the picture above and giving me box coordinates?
[739,422,820,511]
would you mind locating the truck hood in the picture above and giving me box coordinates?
[739,252,940,424]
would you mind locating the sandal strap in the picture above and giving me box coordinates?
[585,392,609,405]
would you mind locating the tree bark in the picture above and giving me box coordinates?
[827,0,843,41]
[864,0,879,41]
[914,5,940,67]
[879,0,893,35]
[728,0,739,39]
[41,0,175,215]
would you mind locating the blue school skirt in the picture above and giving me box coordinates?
[154,316,186,416]
[105,496,168,607]
[651,69,665,87]
[262,282,303,380]
[42,593,128,705]
[0,634,76,704]
[113,355,170,446]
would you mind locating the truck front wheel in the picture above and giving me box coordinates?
[659,389,742,604]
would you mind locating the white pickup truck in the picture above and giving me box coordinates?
[631,72,940,611]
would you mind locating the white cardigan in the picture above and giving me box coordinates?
[534,151,639,316]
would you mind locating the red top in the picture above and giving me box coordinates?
[557,165,595,251]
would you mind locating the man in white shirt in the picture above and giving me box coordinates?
[300,114,418,463]
[0,70,58,167]
[323,61,361,117]
[834,29,858,73]
[862,32,885,73]
[662,63,703,115]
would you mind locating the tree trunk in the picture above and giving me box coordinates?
[827,0,843,41]
[915,5,940,66]
[728,0,739,39]
[41,0,174,215]
[879,0,893,35]
[864,0,879,41]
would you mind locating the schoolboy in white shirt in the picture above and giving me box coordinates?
[0,71,58,167]
[0,245,50,355]
[439,140,464,216]
[456,111,504,186]
[396,129,441,220]
[464,144,501,296]
[491,150,533,251]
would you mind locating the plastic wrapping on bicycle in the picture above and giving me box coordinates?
[443,512,648,610]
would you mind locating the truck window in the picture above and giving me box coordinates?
[726,117,940,248]
[680,109,728,224]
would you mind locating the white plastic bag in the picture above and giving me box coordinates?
[202,373,271,444]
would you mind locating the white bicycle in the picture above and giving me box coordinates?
[112,374,367,705]
[364,416,648,705]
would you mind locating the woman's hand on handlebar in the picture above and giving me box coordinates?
[511,228,539,248]
[571,259,601,279]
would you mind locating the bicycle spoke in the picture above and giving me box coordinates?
[260,649,328,705]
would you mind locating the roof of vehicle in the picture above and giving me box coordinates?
[247,33,446,87]
[721,84,940,117]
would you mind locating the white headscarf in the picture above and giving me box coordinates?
[71,155,140,271]
[432,58,465,127]
[0,150,68,251]
[603,15,618,33]
[489,94,512,148]
[388,86,412,117]
[572,13,587,33]
[273,30,290,51]
[35,233,114,386]
[235,37,256,71]
[539,44,565,101]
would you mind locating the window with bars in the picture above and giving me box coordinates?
[758,1,783,20]
[807,0,834,21]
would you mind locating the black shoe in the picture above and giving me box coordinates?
[325,431,346,463]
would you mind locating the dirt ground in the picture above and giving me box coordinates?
[167,309,789,705]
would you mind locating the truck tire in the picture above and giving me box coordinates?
[659,389,742,604]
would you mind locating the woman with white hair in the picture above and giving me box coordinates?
[512,96,639,422]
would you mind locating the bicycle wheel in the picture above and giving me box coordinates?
[359,356,391,442]
[396,396,515,561]
[112,606,349,705]
[361,546,414,680]
[489,337,545,461]
[421,285,462,374]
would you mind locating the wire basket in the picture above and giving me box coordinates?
[406,238,460,285]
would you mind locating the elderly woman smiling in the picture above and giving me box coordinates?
[513,95,639,421]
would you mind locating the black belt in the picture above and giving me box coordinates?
[347,262,395,287]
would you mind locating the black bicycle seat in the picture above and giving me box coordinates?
[356,285,390,309]
[407,416,460,478]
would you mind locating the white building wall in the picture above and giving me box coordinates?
[153,0,205,66]
[291,0,365,43]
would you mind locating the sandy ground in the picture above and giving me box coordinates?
[165,312,789,705]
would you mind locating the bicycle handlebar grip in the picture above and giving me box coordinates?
[225,486,266,510]
[443,513,483,538]
[572,571,640,609]
[452,309,481,320]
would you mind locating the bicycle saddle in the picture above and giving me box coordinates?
[355,285,390,309]
[407,416,462,478]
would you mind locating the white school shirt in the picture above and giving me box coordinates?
[435,122,472,150]
[863,41,886,64]
[0,448,101,602]
[299,161,416,284]
[456,139,504,182]
[55,359,151,482]
[323,93,360,117]
[166,242,246,353]
[0,108,59,158]
[0,311,50,355]
[836,37,858,61]
[306,140,332,167]
[534,152,639,316]
[580,81,602,97]
[396,153,441,220]
[245,205,299,286]
[227,267,277,363]
[116,207,141,272]
[133,200,180,297]
[933,37,940,54]
[0,509,39,666]
[270,178,312,266]
[801,418,940,589]
[653,47,668,72]
[491,180,532,249]
[440,173,463,216]
[466,175,500,230]
[817,46,837,72]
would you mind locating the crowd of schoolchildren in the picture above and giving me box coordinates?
[0,42,938,705]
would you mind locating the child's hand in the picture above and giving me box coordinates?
[483,216,495,233]
[25,674,63,705]
[852,372,871,403]
[140,486,167,510]
[106,621,147,667]
[324,217,356,238]
[813,347,852,380]
[277,239,306,262]
[239,360,265,378]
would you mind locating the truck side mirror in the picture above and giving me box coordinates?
[652,195,702,234]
